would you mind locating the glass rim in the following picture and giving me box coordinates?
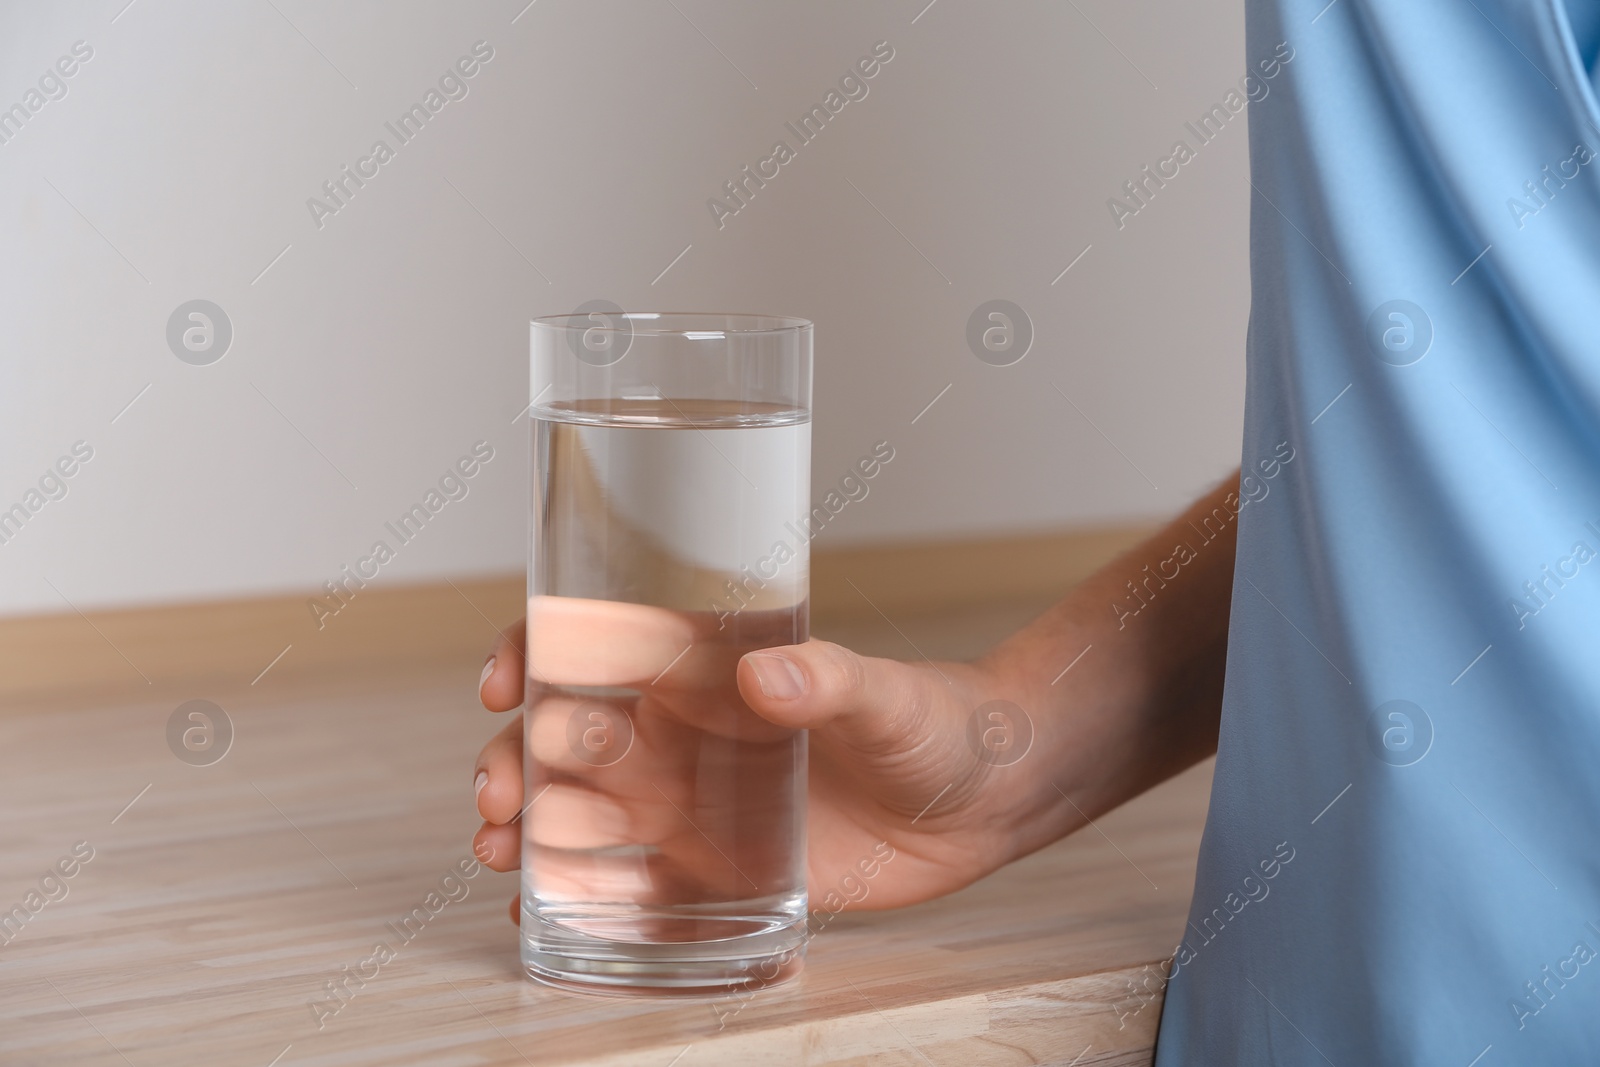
[531,311,812,337]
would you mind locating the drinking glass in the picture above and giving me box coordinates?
[523,311,812,994]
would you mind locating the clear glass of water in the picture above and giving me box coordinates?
[523,311,812,995]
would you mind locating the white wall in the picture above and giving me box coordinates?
[0,0,1249,616]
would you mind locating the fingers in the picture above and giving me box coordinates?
[526,595,704,688]
[473,820,520,873]
[525,844,718,909]
[477,630,525,876]
[519,598,798,741]
[475,715,524,825]
[526,784,638,849]
[738,640,940,740]
[480,617,527,712]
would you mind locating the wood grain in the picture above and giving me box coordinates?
[0,541,1207,1067]
[0,667,1209,1065]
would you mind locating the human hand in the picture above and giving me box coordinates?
[472,604,1042,925]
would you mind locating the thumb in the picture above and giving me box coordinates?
[737,639,943,738]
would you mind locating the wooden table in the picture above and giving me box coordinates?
[0,601,1212,1066]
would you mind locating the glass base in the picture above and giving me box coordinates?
[522,901,807,997]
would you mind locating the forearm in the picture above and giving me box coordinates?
[983,473,1240,860]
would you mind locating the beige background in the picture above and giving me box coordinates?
[0,0,1249,616]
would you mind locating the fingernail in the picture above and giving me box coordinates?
[474,770,488,796]
[478,656,496,695]
[747,653,805,700]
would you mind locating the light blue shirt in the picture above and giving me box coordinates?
[1155,1,1600,1062]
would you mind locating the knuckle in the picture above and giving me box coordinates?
[821,642,867,695]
